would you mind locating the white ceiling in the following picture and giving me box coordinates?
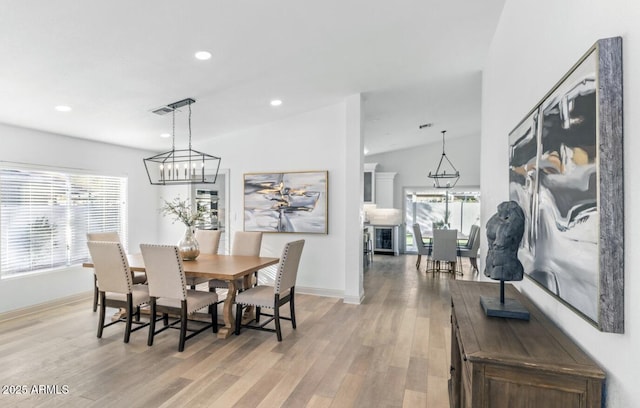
[0,1,505,155]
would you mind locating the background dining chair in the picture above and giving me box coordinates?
[430,229,459,276]
[458,225,480,273]
[458,225,479,252]
[140,244,218,352]
[87,231,147,312]
[87,241,150,343]
[196,229,222,254]
[412,224,433,270]
[208,231,263,293]
[234,239,305,341]
[230,231,263,256]
[185,229,222,289]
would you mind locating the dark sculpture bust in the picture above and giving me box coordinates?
[480,200,529,320]
[484,200,525,281]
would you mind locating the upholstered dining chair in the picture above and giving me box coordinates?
[208,231,263,293]
[140,244,218,352]
[412,224,433,270]
[185,229,222,289]
[87,231,147,312]
[430,229,459,276]
[196,229,222,254]
[86,241,150,343]
[458,225,480,273]
[458,225,479,252]
[234,239,305,341]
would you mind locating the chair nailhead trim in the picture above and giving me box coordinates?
[275,243,289,294]
[144,244,188,300]
[118,243,133,291]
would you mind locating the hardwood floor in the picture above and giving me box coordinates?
[0,255,478,408]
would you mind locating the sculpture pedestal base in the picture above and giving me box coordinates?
[480,296,530,321]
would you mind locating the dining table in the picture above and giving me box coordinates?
[84,253,279,339]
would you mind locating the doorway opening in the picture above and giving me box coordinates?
[404,187,480,252]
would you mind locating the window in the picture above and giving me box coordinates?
[0,166,127,278]
[405,189,480,251]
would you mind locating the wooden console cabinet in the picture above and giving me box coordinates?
[449,281,605,408]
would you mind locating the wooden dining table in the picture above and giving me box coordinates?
[84,253,279,339]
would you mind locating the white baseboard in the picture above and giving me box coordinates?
[0,286,364,322]
[343,292,365,305]
[295,286,365,305]
[296,286,344,299]
[0,291,91,323]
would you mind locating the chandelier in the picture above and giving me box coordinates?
[428,130,459,188]
[143,98,221,185]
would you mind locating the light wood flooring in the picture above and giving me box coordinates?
[0,255,478,408]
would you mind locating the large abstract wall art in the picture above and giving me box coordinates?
[509,37,623,332]
[244,171,328,234]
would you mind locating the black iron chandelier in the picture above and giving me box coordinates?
[143,98,221,185]
[428,130,459,188]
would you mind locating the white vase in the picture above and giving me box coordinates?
[178,227,200,260]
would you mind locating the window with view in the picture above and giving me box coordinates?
[0,166,127,278]
[405,190,480,251]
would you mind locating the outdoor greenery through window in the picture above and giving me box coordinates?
[405,190,480,251]
[0,165,127,278]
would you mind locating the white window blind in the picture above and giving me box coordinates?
[0,166,127,278]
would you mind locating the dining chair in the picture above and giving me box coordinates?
[208,231,263,293]
[430,229,459,276]
[458,225,479,251]
[140,244,218,352]
[234,239,305,341]
[86,241,150,343]
[412,224,433,270]
[458,225,480,273]
[185,229,222,289]
[86,231,147,312]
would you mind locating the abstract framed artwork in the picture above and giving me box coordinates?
[243,171,328,234]
[509,37,623,332]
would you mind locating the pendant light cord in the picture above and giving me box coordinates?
[172,108,176,151]
[171,107,176,171]
[188,101,192,151]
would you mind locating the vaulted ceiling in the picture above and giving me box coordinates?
[0,1,505,155]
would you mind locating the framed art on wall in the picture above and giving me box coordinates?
[243,170,328,234]
[508,37,623,332]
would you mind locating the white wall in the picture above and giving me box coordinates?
[163,102,358,299]
[0,99,362,313]
[366,133,481,209]
[482,1,640,406]
[0,123,159,313]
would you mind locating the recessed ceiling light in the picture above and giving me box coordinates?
[55,105,72,112]
[270,99,282,107]
[160,133,171,138]
[195,51,212,60]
